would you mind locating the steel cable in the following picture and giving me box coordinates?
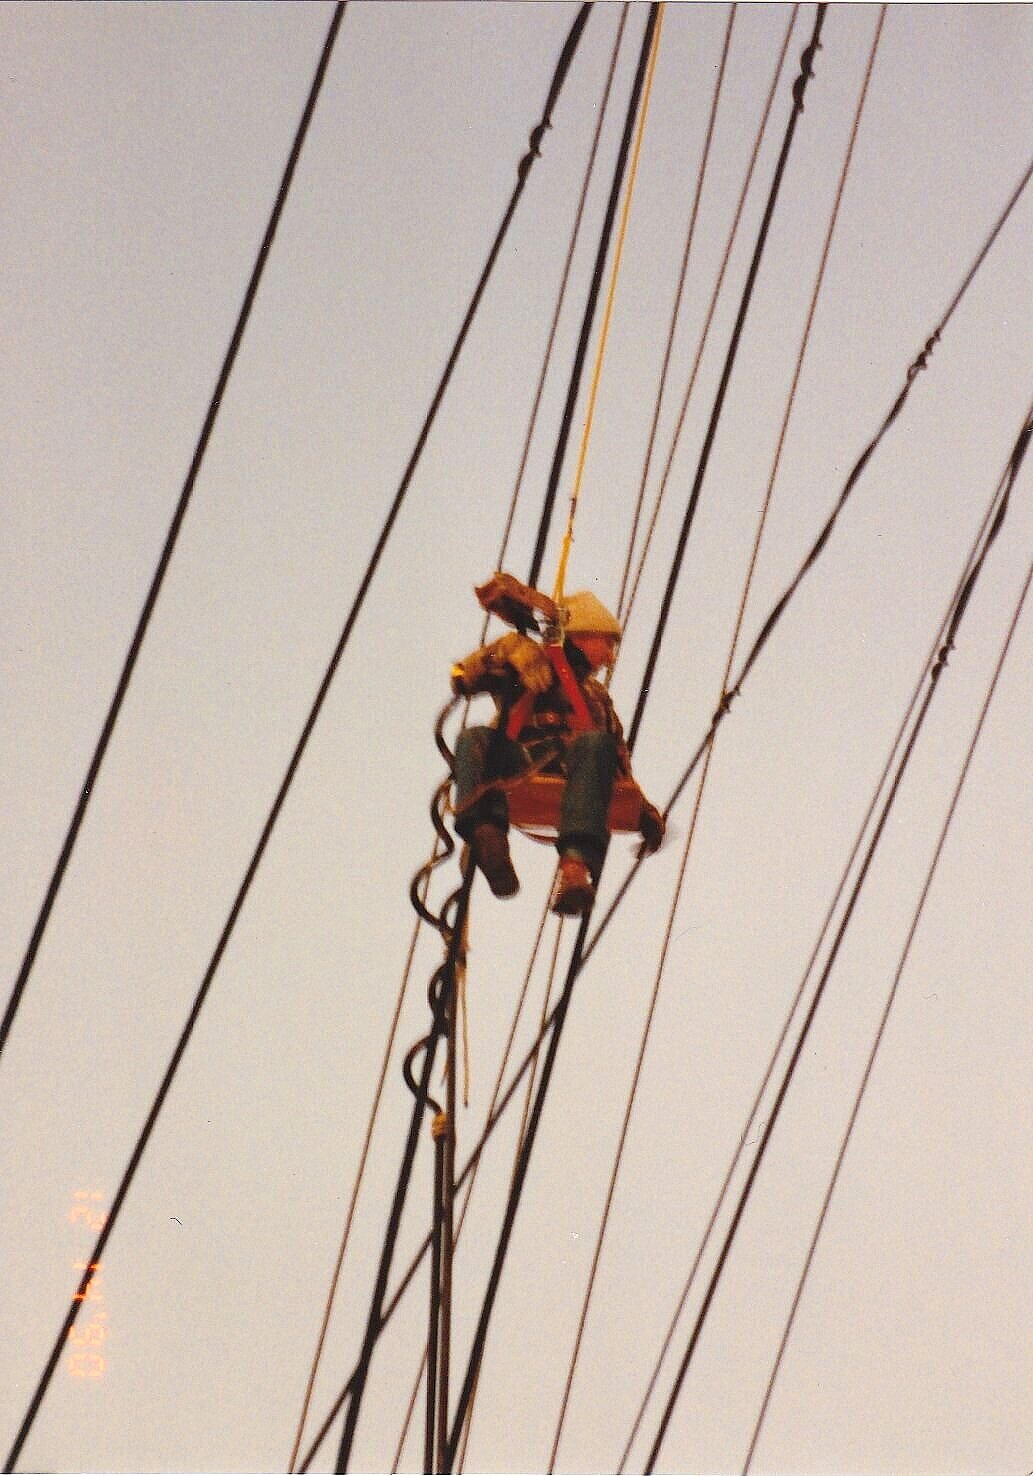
[643,402,1033,1472]
[0,2,347,1067]
[742,549,1033,1472]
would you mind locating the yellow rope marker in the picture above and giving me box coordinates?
[552,2,665,610]
[431,1110,448,1141]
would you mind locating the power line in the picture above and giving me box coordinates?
[3,10,590,1466]
[642,402,1033,1473]
[617,425,1015,1474]
[743,550,1033,1471]
[626,3,827,749]
[0,1,347,1067]
[550,16,885,1463]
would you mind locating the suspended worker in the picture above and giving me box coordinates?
[449,572,665,916]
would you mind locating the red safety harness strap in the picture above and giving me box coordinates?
[505,643,594,739]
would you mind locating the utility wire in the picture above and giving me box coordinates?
[4,12,589,1470]
[614,3,738,622]
[618,3,797,631]
[643,403,1033,1473]
[287,12,624,1464]
[619,420,1014,1475]
[0,2,347,1067]
[743,551,1033,1470]
[627,3,827,750]
[299,142,1031,1476]
[528,6,659,589]
[550,17,884,1463]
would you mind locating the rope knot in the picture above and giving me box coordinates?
[793,37,821,110]
[906,329,941,382]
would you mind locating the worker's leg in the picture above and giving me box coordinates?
[557,731,618,881]
[453,726,525,897]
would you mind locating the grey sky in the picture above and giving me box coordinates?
[2,3,1031,1473]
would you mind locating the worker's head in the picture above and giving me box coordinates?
[564,591,621,671]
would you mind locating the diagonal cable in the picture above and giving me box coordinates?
[550,17,885,1463]
[0,1,347,1066]
[643,402,1033,1473]
[743,549,1033,1471]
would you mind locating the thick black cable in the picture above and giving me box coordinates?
[0,2,347,1067]
[643,405,1033,1474]
[527,4,660,589]
[627,3,826,750]
[302,150,1033,1476]
[4,12,589,1470]
[334,862,476,1475]
[444,913,593,1469]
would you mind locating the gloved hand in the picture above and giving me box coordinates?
[502,633,554,694]
[638,801,665,854]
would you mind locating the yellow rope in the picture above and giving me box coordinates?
[552,3,665,608]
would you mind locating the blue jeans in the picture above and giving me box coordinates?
[453,726,618,879]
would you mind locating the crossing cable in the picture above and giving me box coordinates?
[744,551,1033,1471]
[528,4,662,590]
[613,2,738,623]
[617,3,797,628]
[549,15,885,1465]
[0,1,347,1067]
[627,2,827,751]
[3,12,592,1471]
[286,17,625,1455]
[618,414,1020,1475]
[300,152,1032,1476]
[591,149,1033,964]
[643,403,1033,1474]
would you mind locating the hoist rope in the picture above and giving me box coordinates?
[528,4,662,590]
[618,3,797,636]
[550,17,884,1463]
[626,3,828,751]
[552,3,665,607]
[744,550,1033,1471]
[643,403,1033,1473]
[289,21,629,1466]
[4,10,592,1471]
[0,1,347,1068]
[588,148,1033,965]
[613,2,739,626]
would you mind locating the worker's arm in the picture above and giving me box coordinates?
[451,631,554,697]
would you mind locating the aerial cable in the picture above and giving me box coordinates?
[287,13,624,1464]
[588,148,1033,968]
[549,16,884,1463]
[455,918,567,1474]
[643,403,1033,1473]
[626,2,827,751]
[552,2,664,607]
[4,10,592,1470]
[528,4,662,590]
[618,408,1022,1476]
[619,3,797,635]
[0,1,347,1068]
[744,551,1033,1472]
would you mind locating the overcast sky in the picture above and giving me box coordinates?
[2,3,1031,1473]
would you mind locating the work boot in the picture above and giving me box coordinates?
[471,824,519,899]
[551,854,595,916]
